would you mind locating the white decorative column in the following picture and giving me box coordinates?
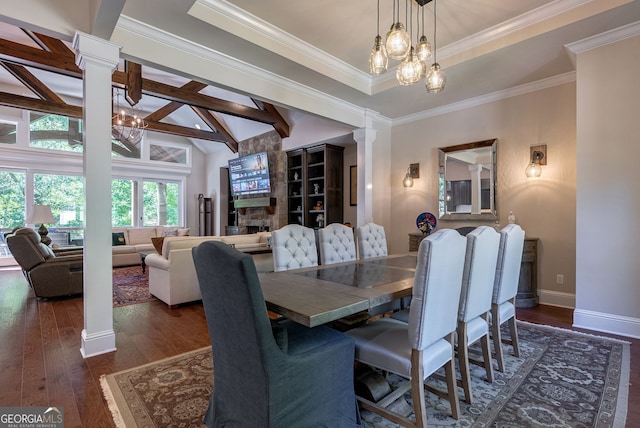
[73,32,120,358]
[353,126,376,226]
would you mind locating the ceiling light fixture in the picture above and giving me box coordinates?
[112,88,148,146]
[369,0,388,74]
[425,0,446,93]
[371,0,444,92]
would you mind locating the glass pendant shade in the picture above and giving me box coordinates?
[415,35,432,63]
[525,161,543,177]
[396,48,422,85]
[425,62,446,93]
[385,22,411,60]
[403,172,414,187]
[369,35,388,74]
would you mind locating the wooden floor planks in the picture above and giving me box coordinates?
[0,267,637,427]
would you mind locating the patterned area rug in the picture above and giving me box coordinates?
[100,322,629,428]
[112,266,157,307]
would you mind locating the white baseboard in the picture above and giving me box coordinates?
[573,309,640,339]
[80,328,116,358]
[537,289,575,308]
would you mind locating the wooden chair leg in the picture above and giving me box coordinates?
[411,350,427,428]
[480,330,494,383]
[508,315,520,358]
[491,306,505,372]
[444,339,460,420]
[457,321,473,404]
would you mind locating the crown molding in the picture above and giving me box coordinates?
[188,0,372,94]
[565,19,640,56]
[393,71,576,125]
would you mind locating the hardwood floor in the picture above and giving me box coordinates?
[0,267,637,427]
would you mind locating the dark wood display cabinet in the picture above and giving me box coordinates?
[287,144,344,228]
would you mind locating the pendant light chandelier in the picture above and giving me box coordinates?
[369,0,445,93]
[369,0,388,74]
[112,88,148,145]
[425,0,446,93]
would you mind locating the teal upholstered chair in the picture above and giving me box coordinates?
[192,240,359,427]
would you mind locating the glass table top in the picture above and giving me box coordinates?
[361,254,418,269]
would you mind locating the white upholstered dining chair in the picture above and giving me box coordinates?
[318,223,356,265]
[346,229,466,427]
[271,224,318,272]
[356,223,388,259]
[456,225,500,404]
[491,224,525,372]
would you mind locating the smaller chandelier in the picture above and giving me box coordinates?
[112,89,148,145]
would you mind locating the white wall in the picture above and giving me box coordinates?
[389,83,577,307]
[574,34,640,338]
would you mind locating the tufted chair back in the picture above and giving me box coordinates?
[356,223,388,259]
[318,223,356,265]
[271,224,318,272]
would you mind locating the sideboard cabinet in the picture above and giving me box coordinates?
[408,232,538,308]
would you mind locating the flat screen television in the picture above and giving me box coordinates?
[228,152,272,197]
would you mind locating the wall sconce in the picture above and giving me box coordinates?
[525,145,547,178]
[403,163,420,187]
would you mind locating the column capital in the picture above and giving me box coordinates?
[353,127,377,145]
[73,31,120,71]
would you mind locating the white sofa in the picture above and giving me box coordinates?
[144,233,272,306]
[111,226,189,267]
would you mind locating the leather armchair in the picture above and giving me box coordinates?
[6,227,83,298]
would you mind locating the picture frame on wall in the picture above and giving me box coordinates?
[350,165,357,206]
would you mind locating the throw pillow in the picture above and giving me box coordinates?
[162,228,178,237]
[151,237,164,254]
[112,232,126,246]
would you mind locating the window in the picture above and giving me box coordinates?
[0,121,17,145]
[0,170,26,230]
[29,113,83,152]
[149,144,188,164]
[112,178,181,227]
[34,173,85,227]
[143,180,179,226]
[112,179,134,226]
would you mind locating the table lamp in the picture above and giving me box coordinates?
[28,205,55,246]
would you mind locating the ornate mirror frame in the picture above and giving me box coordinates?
[438,139,497,221]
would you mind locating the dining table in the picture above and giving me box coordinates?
[258,254,418,327]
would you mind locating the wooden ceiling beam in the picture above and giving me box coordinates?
[124,60,142,106]
[112,71,275,125]
[144,80,207,122]
[0,62,65,103]
[144,119,231,144]
[0,38,82,77]
[191,106,238,152]
[23,30,75,58]
[252,98,290,138]
[0,91,82,118]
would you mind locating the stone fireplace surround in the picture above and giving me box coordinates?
[234,130,287,235]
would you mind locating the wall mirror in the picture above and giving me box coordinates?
[438,139,497,221]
